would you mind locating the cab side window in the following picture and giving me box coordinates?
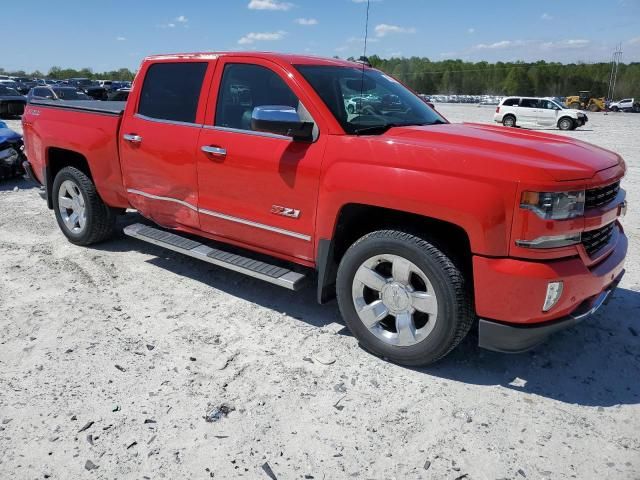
[138,62,207,123]
[214,64,300,131]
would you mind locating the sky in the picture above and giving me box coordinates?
[3,0,640,73]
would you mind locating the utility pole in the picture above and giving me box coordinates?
[606,43,623,103]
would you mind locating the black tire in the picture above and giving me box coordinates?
[610,106,619,112]
[558,117,574,131]
[52,166,116,246]
[347,104,355,114]
[569,102,581,110]
[502,115,516,127]
[336,230,474,366]
[588,103,599,112]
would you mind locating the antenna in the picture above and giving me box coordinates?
[359,0,371,105]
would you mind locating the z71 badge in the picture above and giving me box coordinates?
[271,205,301,219]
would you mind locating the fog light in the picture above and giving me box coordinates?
[543,281,563,312]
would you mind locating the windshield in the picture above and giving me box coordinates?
[295,65,446,134]
[54,88,89,100]
[0,85,20,96]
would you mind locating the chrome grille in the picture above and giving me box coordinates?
[582,223,615,257]
[585,181,620,209]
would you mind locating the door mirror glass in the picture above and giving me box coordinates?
[251,105,314,141]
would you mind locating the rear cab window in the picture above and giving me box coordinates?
[138,62,208,123]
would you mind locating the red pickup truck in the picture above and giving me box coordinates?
[21,52,627,365]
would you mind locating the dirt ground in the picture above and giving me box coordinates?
[1,105,639,480]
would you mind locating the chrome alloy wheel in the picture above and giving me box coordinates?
[58,180,87,234]
[351,254,438,347]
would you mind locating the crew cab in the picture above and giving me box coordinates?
[21,52,628,365]
[495,97,588,130]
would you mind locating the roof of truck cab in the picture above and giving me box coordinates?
[143,52,367,68]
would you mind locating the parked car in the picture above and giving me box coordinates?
[67,78,108,100]
[27,86,93,102]
[107,87,131,102]
[417,94,435,108]
[0,85,26,118]
[22,52,627,366]
[344,95,378,114]
[0,120,25,180]
[494,96,587,130]
[609,98,640,112]
[13,78,37,95]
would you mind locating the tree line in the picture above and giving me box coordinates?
[0,66,136,82]
[2,58,639,99]
[365,56,640,99]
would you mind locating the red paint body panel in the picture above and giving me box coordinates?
[22,106,129,208]
[474,222,627,323]
[21,51,629,328]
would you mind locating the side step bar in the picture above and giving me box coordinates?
[123,223,307,291]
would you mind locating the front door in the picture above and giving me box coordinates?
[119,60,211,229]
[196,59,326,262]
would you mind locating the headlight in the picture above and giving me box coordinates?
[520,190,585,220]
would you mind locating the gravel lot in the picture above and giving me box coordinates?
[1,105,639,479]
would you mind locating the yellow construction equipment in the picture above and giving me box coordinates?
[565,91,606,112]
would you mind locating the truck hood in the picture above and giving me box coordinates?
[385,122,622,182]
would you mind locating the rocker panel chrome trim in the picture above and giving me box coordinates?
[126,188,311,241]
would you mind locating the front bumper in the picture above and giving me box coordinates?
[479,270,624,352]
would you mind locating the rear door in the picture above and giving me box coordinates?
[195,58,327,262]
[119,60,213,229]
[537,99,560,127]
[518,98,540,127]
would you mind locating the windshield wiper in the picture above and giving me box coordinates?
[353,121,445,135]
[354,123,401,135]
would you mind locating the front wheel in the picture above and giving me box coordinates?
[336,230,474,366]
[52,166,116,246]
[558,117,574,130]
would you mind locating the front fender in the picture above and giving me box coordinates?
[315,136,518,257]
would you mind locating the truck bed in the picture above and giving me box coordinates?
[24,98,129,208]
[29,99,126,115]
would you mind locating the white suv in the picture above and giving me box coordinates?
[609,98,639,112]
[494,97,588,130]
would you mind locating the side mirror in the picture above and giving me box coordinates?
[251,105,314,141]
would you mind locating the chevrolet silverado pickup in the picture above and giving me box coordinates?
[21,52,628,366]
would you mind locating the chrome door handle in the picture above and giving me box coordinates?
[201,146,227,157]
[123,134,143,143]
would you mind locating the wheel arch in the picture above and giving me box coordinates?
[44,147,93,209]
[316,203,473,304]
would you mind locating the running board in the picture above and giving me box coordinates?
[123,223,307,291]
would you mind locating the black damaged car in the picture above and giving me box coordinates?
[0,85,26,118]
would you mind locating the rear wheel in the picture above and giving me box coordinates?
[336,230,474,366]
[502,115,516,127]
[558,117,574,131]
[610,106,619,112]
[347,104,355,114]
[52,166,116,246]
[569,102,581,110]
[588,103,599,112]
